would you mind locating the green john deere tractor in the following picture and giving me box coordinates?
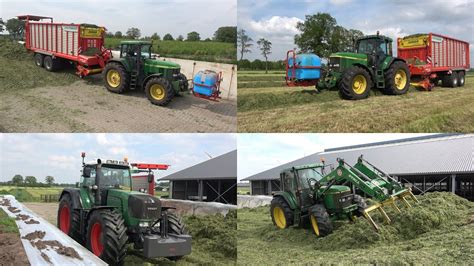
[103,40,188,106]
[318,33,411,100]
[57,153,191,264]
[270,155,418,236]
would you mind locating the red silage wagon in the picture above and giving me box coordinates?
[18,15,111,77]
[131,163,169,196]
[397,33,470,90]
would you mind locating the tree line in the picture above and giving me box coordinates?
[237,12,364,71]
[2,174,59,187]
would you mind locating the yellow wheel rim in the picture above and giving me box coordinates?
[273,207,286,229]
[352,74,367,95]
[394,69,407,90]
[150,84,166,100]
[106,70,121,88]
[310,215,320,236]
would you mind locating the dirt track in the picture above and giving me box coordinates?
[0,75,236,133]
[23,203,58,225]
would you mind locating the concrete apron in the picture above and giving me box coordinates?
[160,199,237,217]
[110,51,237,100]
[0,195,107,266]
[237,195,273,209]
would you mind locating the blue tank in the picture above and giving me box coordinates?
[287,54,321,80]
[193,70,219,97]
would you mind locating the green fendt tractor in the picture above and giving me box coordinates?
[270,155,418,236]
[103,40,188,106]
[318,32,411,100]
[57,153,191,264]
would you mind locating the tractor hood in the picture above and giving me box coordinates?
[319,185,351,194]
[144,58,181,69]
[330,52,367,61]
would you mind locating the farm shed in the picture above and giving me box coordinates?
[242,134,474,200]
[159,150,237,205]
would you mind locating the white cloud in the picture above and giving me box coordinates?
[329,0,353,5]
[249,16,302,36]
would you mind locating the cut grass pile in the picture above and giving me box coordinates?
[237,70,474,132]
[238,192,474,265]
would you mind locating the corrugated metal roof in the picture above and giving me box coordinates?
[159,150,236,180]
[242,134,473,181]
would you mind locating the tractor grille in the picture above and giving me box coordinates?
[329,57,341,71]
[128,194,161,220]
[333,191,353,209]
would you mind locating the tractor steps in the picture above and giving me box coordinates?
[130,71,138,89]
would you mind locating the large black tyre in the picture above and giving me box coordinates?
[34,53,43,67]
[145,77,175,106]
[338,66,372,100]
[442,72,458,88]
[177,73,189,92]
[270,196,294,229]
[458,71,465,87]
[308,204,333,237]
[353,194,368,216]
[86,209,128,265]
[43,56,55,72]
[158,211,188,261]
[382,61,410,95]
[57,193,82,244]
[103,62,130,93]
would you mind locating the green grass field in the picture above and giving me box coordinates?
[0,208,19,234]
[237,187,250,195]
[238,71,474,132]
[105,38,236,63]
[0,186,64,202]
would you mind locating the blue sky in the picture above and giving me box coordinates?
[238,0,473,61]
[0,134,236,184]
[1,0,236,39]
[237,133,431,181]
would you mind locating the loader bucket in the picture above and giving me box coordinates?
[362,188,419,231]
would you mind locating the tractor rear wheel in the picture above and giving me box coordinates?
[309,204,333,237]
[270,197,294,229]
[145,77,175,106]
[159,211,187,261]
[177,73,189,92]
[442,72,458,88]
[34,53,43,67]
[458,71,465,87]
[338,66,372,100]
[103,62,130,93]
[86,209,128,265]
[383,61,410,95]
[353,194,368,216]
[57,193,82,243]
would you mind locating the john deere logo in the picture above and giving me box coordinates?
[337,169,343,176]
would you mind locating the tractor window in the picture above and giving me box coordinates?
[357,39,375,54]
[99,166,131,190]
[283,172,295,192]
[297,168,323,189]
[377,42,388,55]
[82,166,96,186]
[141,44,152,58]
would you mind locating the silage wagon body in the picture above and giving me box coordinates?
[18,15,111,77]
[397,33,470,90]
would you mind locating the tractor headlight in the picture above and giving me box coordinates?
[139,222,149,227]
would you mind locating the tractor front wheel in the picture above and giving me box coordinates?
[145,77,175,106]
[270,197,293,229]
[338,66,372,100]
[177,73,189,92]
[309,204,333,237]
[34,53,43,67]
[103,62,130,93]
[86,209,128,265]
[57,193,82,243]
[383,61,410,95]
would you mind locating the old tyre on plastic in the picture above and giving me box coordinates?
[86,209,128,265]
[103,62,130,93]
[383,61,410,95]
[145,77,175,106]
[338,66,372,100]
[270,196,294,229]
[57,193,82,243]
[308,204,333,237]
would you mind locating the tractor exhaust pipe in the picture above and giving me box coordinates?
[95,159,102,205]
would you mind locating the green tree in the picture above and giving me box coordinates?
[126,27,141,39]
[5,18,25,40]
[213,26,237,43]
[176,35,184,41]
[105,31,113,38]
[186,31,201,41]
[151,33,160,40]
[0,18,4,33]
[294,13,337,59]
[25,176,37,185]
[45,176,55,186]
[237,29,253,61]
[257,38,272,74]
[163,33,174,41]
[11,174,23,185]
[114,31,123,38]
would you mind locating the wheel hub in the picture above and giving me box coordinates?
[273,207,286,228]
[394,69,407,90]
[150,84,166,100]
[90,222,104,256]
[107,70,121,88]
[352,74,367,94]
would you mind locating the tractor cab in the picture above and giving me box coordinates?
[120,41,153,59]
[356,34,393,57]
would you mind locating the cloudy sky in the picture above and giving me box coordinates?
[238,0,473,61]
[237,133,431,181]
[1,0,236,39]
[0,134,236,184]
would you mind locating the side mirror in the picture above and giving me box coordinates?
[83,167,91,178]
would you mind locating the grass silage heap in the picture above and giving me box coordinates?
[238,192,474,265]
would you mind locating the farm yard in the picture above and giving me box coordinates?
[237,71,474,132]
[237,192,474,265]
